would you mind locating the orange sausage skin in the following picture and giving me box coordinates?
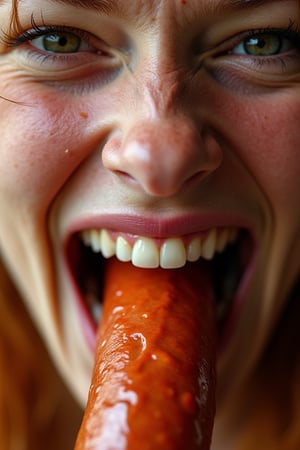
[75,259,216,450]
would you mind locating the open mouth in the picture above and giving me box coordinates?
[66,226,254,347]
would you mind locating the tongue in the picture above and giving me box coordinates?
[75,258,217,450]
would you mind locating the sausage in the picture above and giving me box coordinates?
[75,258,217,450]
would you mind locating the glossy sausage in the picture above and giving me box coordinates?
[75,258,217,450]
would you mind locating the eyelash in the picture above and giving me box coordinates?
[4,25,92,49]
[226,21,300,63]
[236,25,300,53]
[3,18,300,65]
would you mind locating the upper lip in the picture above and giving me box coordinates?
[65,212,255,240]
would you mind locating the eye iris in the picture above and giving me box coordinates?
[244,34,281,56]
[43,32,81,53]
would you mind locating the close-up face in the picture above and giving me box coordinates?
[0,0,300,445]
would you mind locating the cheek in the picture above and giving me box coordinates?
[0,93,96,212]
[222,92,300,216]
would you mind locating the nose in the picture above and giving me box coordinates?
[102,116,223,197]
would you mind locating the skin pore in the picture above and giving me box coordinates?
[0,0,300,448]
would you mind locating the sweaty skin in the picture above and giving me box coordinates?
[75,258,217,450]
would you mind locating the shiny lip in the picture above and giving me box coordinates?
[65,212,254,238]
[63,213,257,353]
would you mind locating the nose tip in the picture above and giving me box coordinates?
[102,118,223,197]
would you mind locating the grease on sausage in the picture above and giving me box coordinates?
[75,258,216,450]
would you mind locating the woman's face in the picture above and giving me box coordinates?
[0,0,300,443]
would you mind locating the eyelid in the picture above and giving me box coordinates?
[232,34,291,56]
[4,24,105,54]
[29,30,94,53]
[227,26,300,55]
[15,26,88,44]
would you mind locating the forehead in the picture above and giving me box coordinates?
[13,0,297,17]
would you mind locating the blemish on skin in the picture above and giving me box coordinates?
[79,111,88,119]
[64,148,73,157]
[181,0,187,4]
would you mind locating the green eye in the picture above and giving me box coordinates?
[243,34,281,56]
[233,33,292,57]
[41,32,81,53]
[30,31,92,54]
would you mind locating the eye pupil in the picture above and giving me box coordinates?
[58,36,67,47]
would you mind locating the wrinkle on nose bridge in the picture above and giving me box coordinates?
[127,57,190,120]
[143,72,188,119]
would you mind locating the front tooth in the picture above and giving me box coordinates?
[132,237,159,268]
[187,237,201,262]
[90,229,101,252]
[100,229,116,258]
[202,229,217,260]
[116,236,132,262]
[160,238,186,269]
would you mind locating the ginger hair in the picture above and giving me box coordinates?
[0,260,82,450]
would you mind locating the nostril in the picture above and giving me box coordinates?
[102,120,223,197]
[112,170,140,188]
[182,170,210,190]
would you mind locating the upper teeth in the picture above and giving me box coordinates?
[81,227,238,269]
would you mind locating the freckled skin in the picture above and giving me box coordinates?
[0,1,300,448]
